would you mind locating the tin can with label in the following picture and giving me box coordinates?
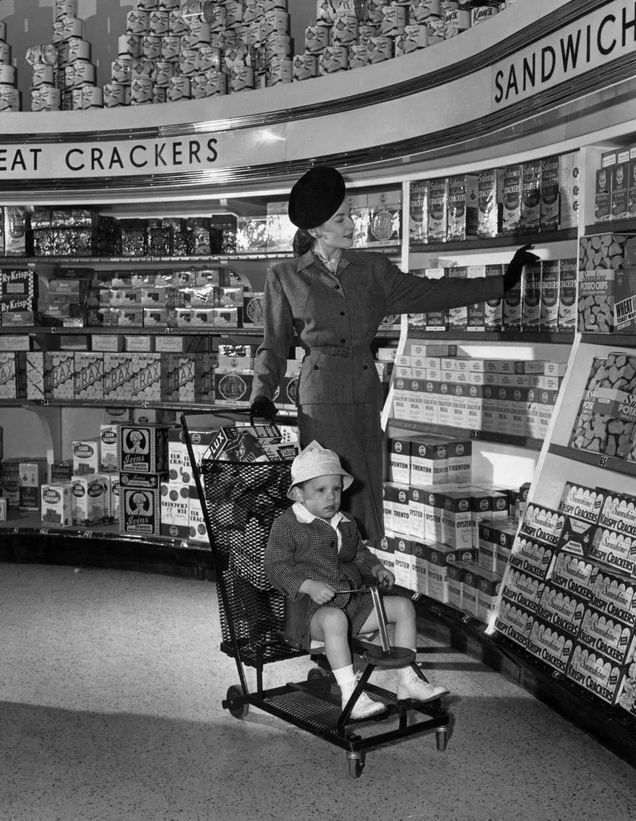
[167,74,191,101]
[366,35,393,63]
[225,0,243,28]
[82,85,103,108]
[380,5,407,37]
[67,36,90,62]
[396,24,429,54]
[149,10,170,35]
[132,58,155,79]
[152,86,167,104]
[169,10,191,35]
[31,63,55,87]
[305,25,330,53]
[0,21,6,42]
[224,44,253,69]
[204,69,227,95]
[179,48,200,76]
[103,82,128,107]
[127,10,149,36]
[71,86,84,109]
[142,35,162,60]
[243,0,261,24]
[32,86,61,112]
[138,0,160,9]
[230,65,255,92]
[267,56,292,85]
[26,44,58,66]
[265,33,291,58]
[53,15,84,43]
[319,44,348,74]
[0,42,11,65]
[190,73,207,98]
[161,34,181,60]
[131,77,154,105]
[159,0,179,9]
[55,0,78,19]
[63,63,76,88]
[118,34,142,58]
[366,0,391,25]
[181,1,204,21]
[0,85,18,111]
[331,14,358,44]
[410,0,441,23]
[348,44,368,69]
[206,5,226,33]
[73,60,96,87]
[262,9,289,38]
[152,60,175,87]
[427,17,445,43]
[293,53,317,81]
[111,55,133,85]
[316,0,336,25]
[187,19,211,44]
[196,46,221,72]
[358,24,378,46]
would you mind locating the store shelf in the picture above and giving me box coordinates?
[388,417,543,450]
[584,219,636,235]
[548,443,636,477]
[580,333,636,347]
[407,329,575,344]
[409,229,577,254]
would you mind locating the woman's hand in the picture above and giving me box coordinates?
[300,579,337,605]
[503,244,540,292]
[250,395,278,423]
[374,566,395,590]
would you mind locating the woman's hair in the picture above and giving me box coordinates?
[293,228,316,257]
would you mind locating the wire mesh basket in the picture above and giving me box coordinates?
[201,459,296,664]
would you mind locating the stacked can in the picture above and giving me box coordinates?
[441,1,471,39]
[0,22,20,112]
[47,1,102,110]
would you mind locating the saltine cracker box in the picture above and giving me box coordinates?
[117,423,171,474]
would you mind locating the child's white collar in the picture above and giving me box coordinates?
[292,501,351,528]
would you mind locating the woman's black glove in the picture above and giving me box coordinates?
[250,395,278,423]
[503,244,540,292]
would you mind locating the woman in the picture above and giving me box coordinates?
[250,166,537,541]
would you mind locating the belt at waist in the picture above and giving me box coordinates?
[309,345,370,357]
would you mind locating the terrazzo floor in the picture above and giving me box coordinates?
[1,562,635,821]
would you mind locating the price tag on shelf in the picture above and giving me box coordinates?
[39,528,49,535]
[79,530,94,539]
[471,431,481,440]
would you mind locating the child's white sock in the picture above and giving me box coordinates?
[332,664,356,690]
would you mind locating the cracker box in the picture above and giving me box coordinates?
[72,475,107,526]
[120,482,161,536]
[558,258,577,331]
[427,177,448,241]
[117,423,170,474]
[484,264,503,331]
[49,352,75,399]
[550,551,597,601]
[410,438,448,488]
[500,567,545,614]
[160,481,190,540]
[41,482,73,527]
[73,352,104,400]
[411,540,427,595]
[494,597,534,648]
[567,643,624,704]
[391,536,413,590]
[594,167,612,222]
[537,584,586,636]
[187,493,210,546]
[447,173,478,240]
[425,542,451,604]
[387,436,412,484]
[410,179,428,242]
[611,162,630,220]
[477,168,501,238]
[589,526,636,577]
[508,534,557,581]
[578,605,636,665]
[408,487,426,542]
[374,536,395,575]
[475,567,502,625]
[72,439,100,475]
[459,563,478,616]
[520,159,542,234]
[540,154,560,231]
[556,516,596,558]
[558,151,580,229]
[526,617,574,673]
[501,164,522,234]
[539,259,559,331]
[447,561,466,611]
[442,487,474,550]
[99,424,118,472]
[590,568,636,627]
[502,270,522,330]
[522,261,541,331]
[559,482,604,523]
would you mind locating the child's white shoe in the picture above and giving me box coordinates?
[340,674,386,720]
[396,666,449,703]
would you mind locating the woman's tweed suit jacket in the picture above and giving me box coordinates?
[251,249,504,541]
[264,506,382,650]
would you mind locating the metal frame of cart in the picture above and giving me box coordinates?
[181,412,450,778]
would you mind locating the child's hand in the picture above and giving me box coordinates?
[375,567,395,590]
[303,580,337,605]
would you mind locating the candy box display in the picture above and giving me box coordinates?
[117,423,171,474]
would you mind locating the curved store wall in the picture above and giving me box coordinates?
[1,0,635,200]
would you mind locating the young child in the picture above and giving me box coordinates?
[264,441,449,720]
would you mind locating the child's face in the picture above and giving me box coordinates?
[296,474,343,520]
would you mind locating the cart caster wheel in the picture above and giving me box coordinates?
[227,684,249,719]
[347,753,365,779]
[307,667,331,682]
[436,727,449,752]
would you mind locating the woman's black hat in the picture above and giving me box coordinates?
[288,166,346,229]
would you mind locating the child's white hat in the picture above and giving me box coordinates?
[287,440,353,499]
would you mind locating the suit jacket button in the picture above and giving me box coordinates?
[313,365,318,370]
[363,365,368,370]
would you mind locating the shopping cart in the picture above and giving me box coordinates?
[181,412,450,778]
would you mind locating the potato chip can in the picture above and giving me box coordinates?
[161,35,181,60]
[348,44,368,69]
[205,69,228,95]
[0,85,18,111]
[152,60,175,87]
[198,45,222,72]
[316,0,337,26]
[67,36,90,62]
[131,77,154,105]
[127,10,149,36]
[103,82,128,107]
[410,0,442,23]
[380,5,408,37]
[159,0,179,9]
[366,0,391,25]
[319,44,348,74]
[167,75,191,100]
[111,55,133,85]
[305,25,330,53]
[267,56,292,85]
[132,58,155,79]
[225,1,243,28]
[118,34,142,58]
[0,42,11,65]
[179,48,199,76]
[31,63,55,87]
[153,86,167,103]
[55,0,78,19]
[142,35,162,60]
[366,35,393,63]
[230,65,255,92]
[82,85,103,108]
[169,10,191,35]
[73,60,95,87]
[187,19,211,44]
[138,0,159,9]
[54,15,84,43]
[149,10,170,35]
[331,15,358,44]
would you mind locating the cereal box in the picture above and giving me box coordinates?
[558,258,577,330]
